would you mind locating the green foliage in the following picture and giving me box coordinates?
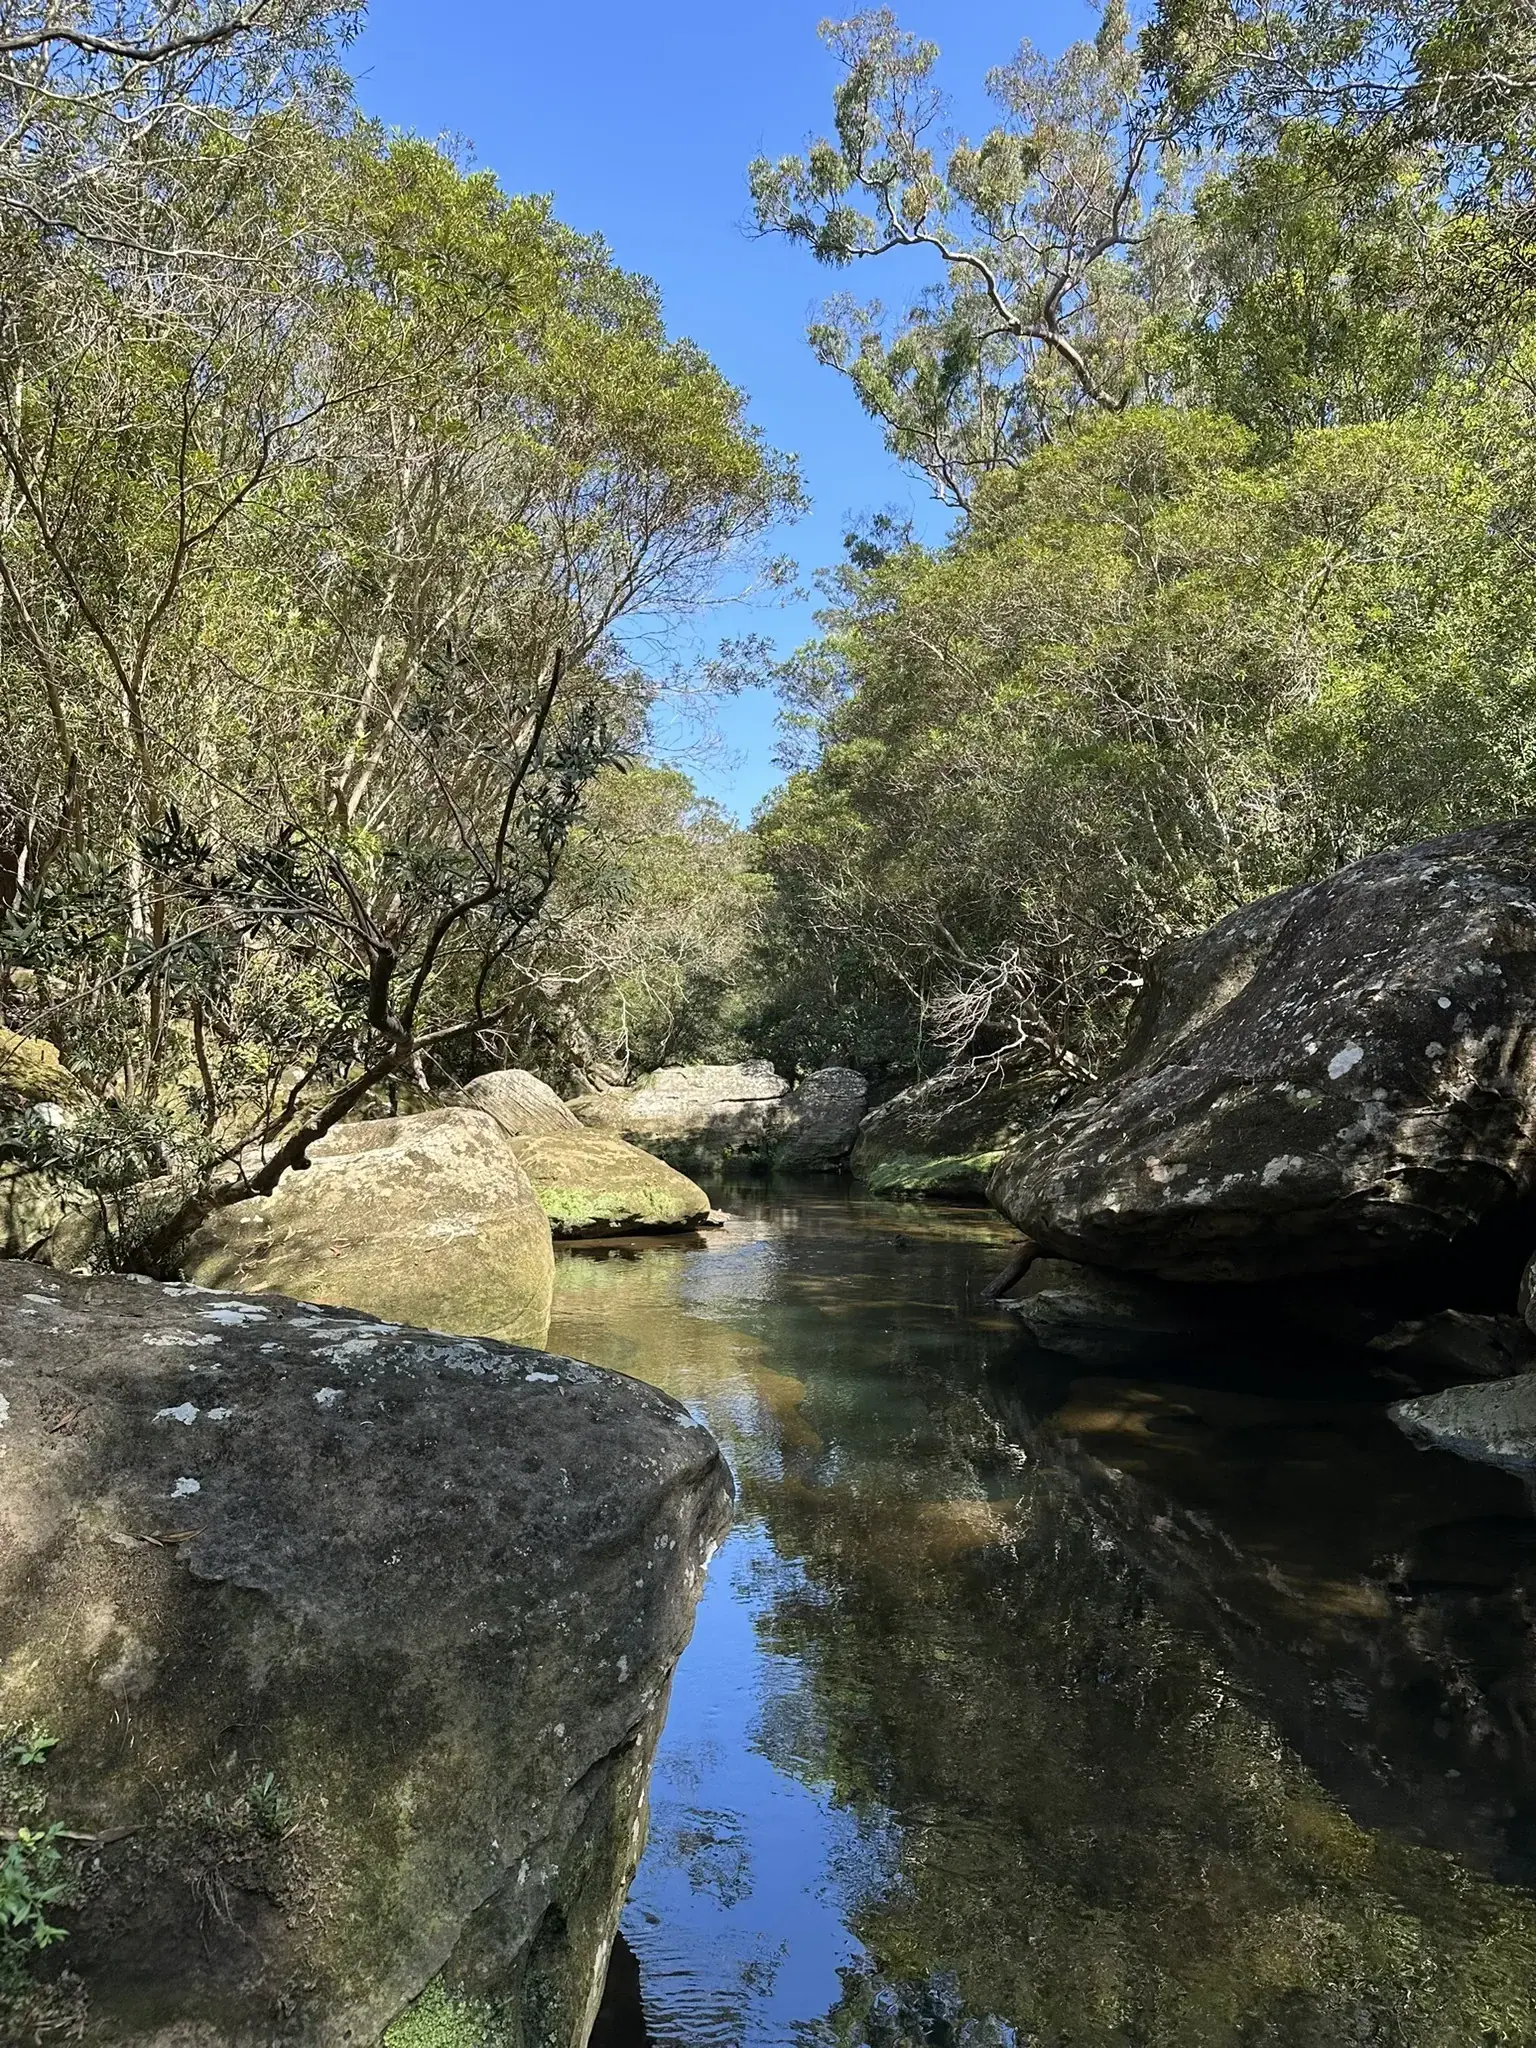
[3,1730,57,1773]
[244,1771,298,1842]
[0,15,795,1251]
[0,1724,78,2037]
[383,1977,496,2048]
[752,5,1191,505]
[533,765,768,1086]
[0,1828,70,1956]
[752,401,1536,1083]
[1178,125,1461,442]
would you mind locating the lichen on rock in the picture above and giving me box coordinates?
[0,1262,732,2046]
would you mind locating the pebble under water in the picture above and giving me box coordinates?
[549,1180,1536,2048]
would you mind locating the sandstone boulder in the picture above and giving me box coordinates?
[853,1063,1060,1198]
[0,1263,731,2046]
[991,823,1536,1281]
[506,1127,712,1238]
[569,1061,788,1170]
[1001,1256,1235,1367]
[770,1066,868,1172]
[1,1163,78,1257]
[464,1066,581,1137]
[568,1061,870,1177]
[178,1108,554,1346]
[1392,1375,1536,1475]
[0,1027,81,1109]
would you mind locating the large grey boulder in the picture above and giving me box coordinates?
[991,822,1536,1281]
[0,1262,731,2047]
[771,1067,868,1172]
[852,1062,1060,1198]
[569,1061,788,1170]
[178,1108,555,1348]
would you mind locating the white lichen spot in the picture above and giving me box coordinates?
[205,1407,235,1423]
[313,1387,343,1408]
[525,1371,559,1384]
[170,1476,201,1498]
[141,1333,219,1349]
[0,1393,8,1429]
[201,1302,271,1327]
[155,1402,199,1426]
[553,1723,565,1739]
[616,1655,630,1683]
[1426,1042,1446,1058]
[1327,1044,1365,1080]
[1438,996,1453,1010]
[1261,1156,1307,1187]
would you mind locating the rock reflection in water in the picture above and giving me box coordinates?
[555,1185,1536,2048]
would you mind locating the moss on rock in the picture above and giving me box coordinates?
[508,1129,711,1238]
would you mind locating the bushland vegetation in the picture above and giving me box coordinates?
[747,0,1536,1093]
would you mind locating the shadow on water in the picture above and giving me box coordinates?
[554,1179,1536,2048]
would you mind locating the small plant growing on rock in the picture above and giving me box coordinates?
[244,1771,298,1842]
[0,1825,71,1955]
[0,1728,85,2040]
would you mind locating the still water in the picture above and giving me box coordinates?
[549,1181,1536,2048]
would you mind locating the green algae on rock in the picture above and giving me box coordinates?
[507,1127,711,1238]
[851,1063,1060,1198]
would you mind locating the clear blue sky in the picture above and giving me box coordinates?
[350,0,1094,817]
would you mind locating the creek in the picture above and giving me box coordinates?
[552,1179,1536,2048]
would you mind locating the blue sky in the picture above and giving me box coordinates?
[351,0,1094,817]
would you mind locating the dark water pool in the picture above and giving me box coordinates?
[550,1181,1536,2048]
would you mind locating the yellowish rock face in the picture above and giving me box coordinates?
[181,1109,555,1346]
[508,1127,711,1237]
[0,1027,81,1107]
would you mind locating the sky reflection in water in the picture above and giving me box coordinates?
[549,1183,1536,2048]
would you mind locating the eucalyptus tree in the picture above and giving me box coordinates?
[750,2,1192,506]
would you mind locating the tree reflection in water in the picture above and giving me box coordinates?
[556,1185,1536,2048]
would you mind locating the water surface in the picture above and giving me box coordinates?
[551,1181,1536,2048]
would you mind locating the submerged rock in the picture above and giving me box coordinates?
[506,1127,712,1238]
[852,1064,1059,1198]
[0,1262,731,2047]
[1001,1256,1233,1367]
[1392,1375,1536,1474]
[178,1108,555,1347]
[991,822,1536,1281]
